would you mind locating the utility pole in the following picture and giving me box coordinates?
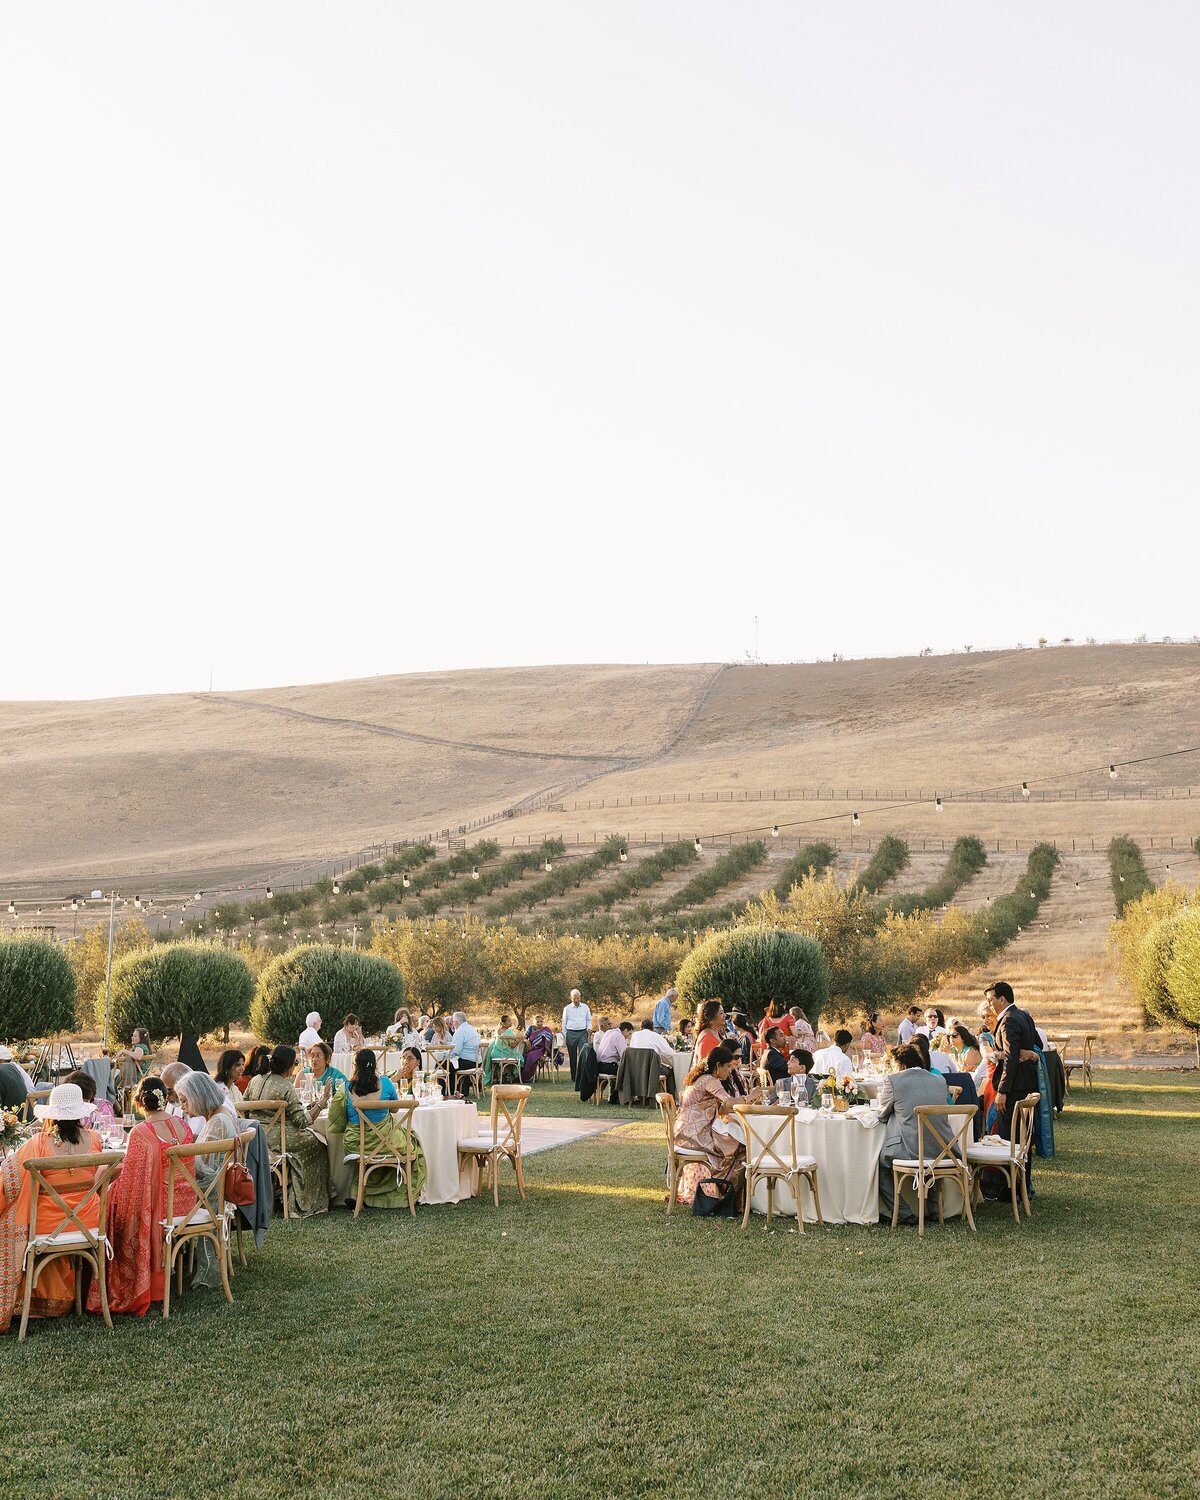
[102,890,117,1053]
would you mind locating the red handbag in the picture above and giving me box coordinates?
[225,1157,256,1207]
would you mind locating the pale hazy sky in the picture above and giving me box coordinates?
[2,4,1197,701]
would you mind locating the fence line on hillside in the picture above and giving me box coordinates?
[552,785,1200,811]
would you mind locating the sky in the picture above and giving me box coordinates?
[2,3,1197,701]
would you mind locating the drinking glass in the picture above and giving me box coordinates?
[821,1091,833,1115]
[791,1075,804,1106]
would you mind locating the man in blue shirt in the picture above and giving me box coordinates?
[652,986,677,1036]
[448,1009,481,1097]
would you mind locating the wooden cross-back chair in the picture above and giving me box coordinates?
[458,1084,531,1206]
[1063,1036,1095,1091]
[966,1092,1040,1224]
[426,1045,453,1095]
[162,1132,250,1317]
[343,1096,419,1218]
[890,1104,978,1236]
[18,1151,124,1341]
[235,1098,291,1219]
[734,1104,822,1232]
[656,1092,707,1215]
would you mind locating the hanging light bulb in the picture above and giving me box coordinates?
[851,812,861,827]
[195,891,203,901]
[619,848,628,863]
[1021,782,1030,798]
[544,859,553,872]
[771,824,780,838]
[472,866,480,880]
[333,881,340,895]
[6,900,14,915]
[1119,874,1125,882]
[1109,763,1118,780]
[402,874,410,888]
[934,797,943,813]
[266,885,273,898]
[694,836,703,852]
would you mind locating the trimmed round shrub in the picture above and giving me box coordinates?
[250,944,404,1044]
[0,939,77,1042]
[675,928,830,1024]
[101,943,255,1045]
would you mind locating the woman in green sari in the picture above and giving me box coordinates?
[326,1049,426,1209]
[483,1015,526,1085]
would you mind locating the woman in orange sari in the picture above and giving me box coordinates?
[90,1076,194,1317]
[0,1082,103,1334]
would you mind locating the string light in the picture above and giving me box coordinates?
[771,825,780,838]
[1021,782,1030,798]
[266,886,273,898]
[6,901,14,915]
[544,859,553,872]
[851,812,860,827]
[471,866,480,880]
[619,848,628,863]
[1109,764,1118,780]
[402,874,410,888]
[934,797,943,813]
[694,836,703,852]
[333,881,340,895]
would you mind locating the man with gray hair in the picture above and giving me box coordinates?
[561,988,592,1083]
[447,1009,480,1097]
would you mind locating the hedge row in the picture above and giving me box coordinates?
[485,837,626,917]
[849,835,909,895]
[771,842,837,901]
[563,840,698,917]
[659,840,768,915]
[1108,836,1154,914]
[460,839,567,905]
[887,836,987,917]
[0,939,77,1043]
[971,842,1060,955]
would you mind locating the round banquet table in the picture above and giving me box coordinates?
[743,1109,973,1224]
[331,1046,393,1079]
[312,1097,481,1205]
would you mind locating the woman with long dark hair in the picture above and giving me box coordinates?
[243,1046,331,1217]
[694,1000,727,1063]
[672,1043,755,1207]
[326,1047,425,1210]
[242,1045,273,1088]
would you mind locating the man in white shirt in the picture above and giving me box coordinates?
[593,1019,629,1075]
[812,1029,856,1079]
[561,989,593,1082]
[298,1011,323,1049]
[897,1006,922,1045]
[630,1020,674,1062]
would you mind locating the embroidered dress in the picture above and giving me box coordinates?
[673,1074,745,1206]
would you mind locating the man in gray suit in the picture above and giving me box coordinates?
[876,1044,953,1223]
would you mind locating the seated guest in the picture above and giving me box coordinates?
[92,1077,195,1316]
[242,1045,273,1090]
[694,1001,727,1063]
[333,1013,367,1055]
[812,1029,856,1079]
[307,1042,349,1106]
[0,1045,31,1109]
[672,1043,752,1208]
[921,1005,949,1042]
[243,1047,332,1216]
[160,1061,204,1138]
[911,1033,955,1075]
[327,1048,426,1209]
[428,1015,449,1046]
[788,1048,817,1103]
[446,1011,480,1096]
[760,1028,790,1086]
[875,1044,953,1224]
[858,1013,887,1058]
[298,1011,323,1049]
[214,1048,247,1108]
[386,1008,414,1040]
[950,1024,982,1072]
[174,1070,243,1287]
[673,1018,696,1050]
[593,1017,627,1075]
[730,1013,757,1065]
[630,1019,675,1062]
[788,1007,817,1051]
[521,1014,556,1083]
[483,1015,527,1085]
[63,1069,116,1135]
[392,1047,423,1091]
[0,1082,103,1331]
[898,1005,923,1045]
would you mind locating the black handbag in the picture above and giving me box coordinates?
[691,1177,740,1218]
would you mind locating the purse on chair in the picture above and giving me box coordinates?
[225,1156,256,1207]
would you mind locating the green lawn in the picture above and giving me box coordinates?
[5,1071,1199,1500]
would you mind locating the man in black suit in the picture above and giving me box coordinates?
[985,980,1039,1191]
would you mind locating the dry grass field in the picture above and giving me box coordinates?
[3,644,1199,1060]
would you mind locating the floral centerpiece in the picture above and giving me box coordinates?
[1,1103,27,1156]
[817,1073,869,1112]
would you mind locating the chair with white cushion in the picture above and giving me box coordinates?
[236,1097,291,1219]
[1063,1036,1095,1092]
[966,1092,1040,1224]
[656,1093,707,1215]
[890,1104,977,1236]
[343,1096,419,1218]
[734,1103,822,1232]
[458,1084,531,1206]
[162,1134,243,1317]
[18,1151,124,1341]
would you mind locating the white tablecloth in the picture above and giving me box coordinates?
[743,1109,973,1224]
[671,1051,692,1097]
[312,1098,480,1205]
[331,1046,392,1078]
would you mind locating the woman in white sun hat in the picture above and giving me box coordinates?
[0,1082,104,1332]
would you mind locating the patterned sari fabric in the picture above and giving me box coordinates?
[242,1073,331,1216]
[89,1116,194,1317]
[0,1130,103,1332]
[483,1033,524,1086]
[520,1027,554,1084]
[673,1074,745,1207]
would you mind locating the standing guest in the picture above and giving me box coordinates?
[760,1028,790,1087]
[243,1046,332,1216]
[813,1029,856,1079]
[446,1011,480,1096]
[307,1042,349,1106]
[859,1014,887,1058]
[333,1014,366,1055]
[672,1043,754,1208]
[298,1012,323,1049]
[652,986,677,1036]
[875,1045,953,1224]
[730,1013,757,1065]
[214,1048,247,1108]
[561,989,593,1082]
[694,1001,727,1063]
[756,1000,794,1050]
[242,1045,274,1090]
[898,1005,923,1045]
[0,1045,30,1109]
[593,1018,626,1077]
[92,1077,195,1315]
[986,981,1040,1193]
[788,1007,817,1051]
[0,1083,103,1330]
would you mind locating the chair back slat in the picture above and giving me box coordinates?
[734,1104,795,1175]
[351,1096,418,1167]
[24,1151,124,1247]
[165,1137,238,1234]
[489,1084,531,1149]
[914,1105,977,1171]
